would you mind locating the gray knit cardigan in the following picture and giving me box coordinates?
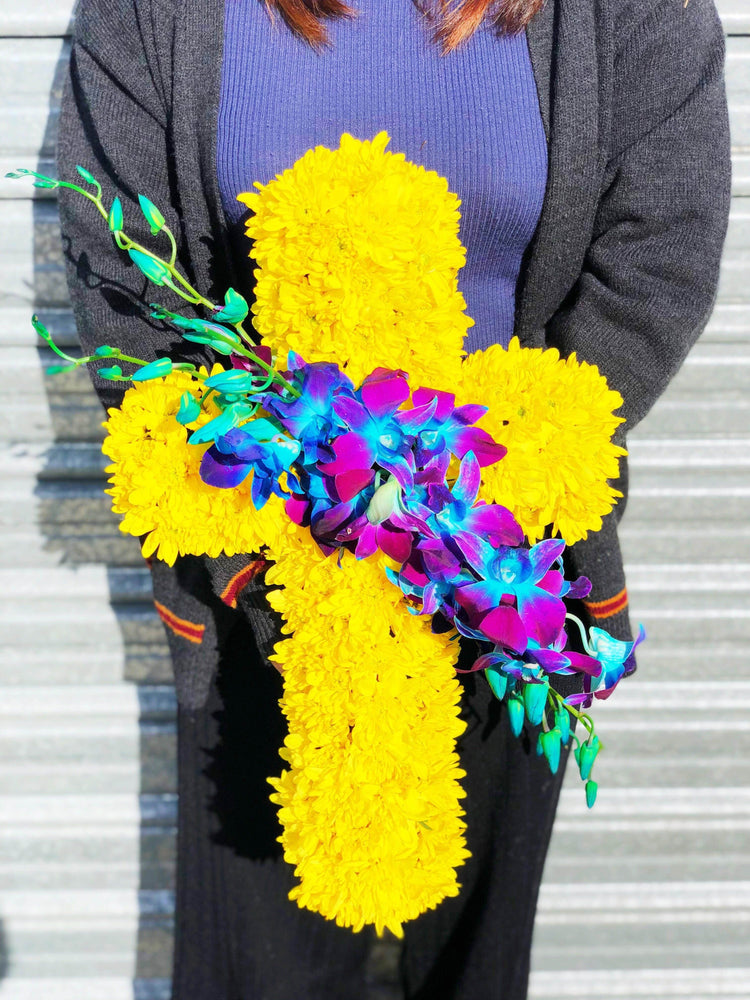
[58,0,732,707]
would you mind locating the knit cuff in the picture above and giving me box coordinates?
[202,552,283,667]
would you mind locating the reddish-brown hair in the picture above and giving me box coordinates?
[266,0,545,53]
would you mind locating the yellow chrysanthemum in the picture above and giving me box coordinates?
[459,338,627,544]
[102,370,286,565]
[264,526,468,937]
[239,132,471,389]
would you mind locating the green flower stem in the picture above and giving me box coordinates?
[17,169,300,399]
[233,319,261,349]
[549,688,597,743]
[162,225,178,268]
[565,612,591,652]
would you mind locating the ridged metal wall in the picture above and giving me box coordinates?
[0,2,747,997]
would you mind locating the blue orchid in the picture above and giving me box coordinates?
[264,354,355,466]
[409,386,507,468]
[321,368,417,491]
[454,537,569,652]
[200,420,301,509]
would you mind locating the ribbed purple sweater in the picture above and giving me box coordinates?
[217,0,548,353]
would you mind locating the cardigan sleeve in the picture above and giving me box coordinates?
[58,0,263,708]
[56,0,214,409]
[546,0,732,432]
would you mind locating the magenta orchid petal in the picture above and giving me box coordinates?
[412,387,456,422]
[354,524,379,559]
[417,450,451,484]
[464,505,524,547]
[479,606,528,653]
[450,426,507,466]
[318,431,376,476]
[360,368,410,418]
[401,559,429,588]
[380,455,414,491]
[285,494,309,526]
[565,692,593,708]
[453,403,487,424]
[335,467,374,502]
[565,651,605,677]
[468,651,506,673]
[453,534,498,578]
[422,581,441,616]
[516,588,566,647]
[538,569,565,596]
[313,500,358,537]
[377,524,412,563]
[455,580,502,618]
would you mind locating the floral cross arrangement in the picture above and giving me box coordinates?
[10,133,642,937]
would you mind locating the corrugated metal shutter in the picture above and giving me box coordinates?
[0,3,747,998]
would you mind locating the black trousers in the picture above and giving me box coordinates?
[171,615,574,1000]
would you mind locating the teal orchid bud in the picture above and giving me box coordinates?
[174,318,242,356]
[585,780,598,808]
[108,197,124,233]
[33,177,58,189]
[213,287,249,325]
[507,692,525,738]
[535,732,544,757]
[578,735,601,781]
[188,407,241,445]
[366,476,401,525]
[138,194,166,235]
[75,165,98,186]
[94,345,118,357]
[540,729,562,774]
[554,708,571,746]
[484,666,508,702]
[204,369,260,394]
[131,357,173,382]
[47,363,78,375]
[97,365,123,380]
[176,392,202,425]
[523,679,549,726]
[31,315,52,344]
[128,249,171,286]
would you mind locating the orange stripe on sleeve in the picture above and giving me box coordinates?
[220,558,268,609]
[154,601,205,644]
[584,587,628,620]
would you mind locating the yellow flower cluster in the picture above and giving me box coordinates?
[264,524,468,937]
[459,338,626,544]
[238,132,471,389]
[102,370,287,565]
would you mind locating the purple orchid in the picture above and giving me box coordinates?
[320,368,417,492]
[423,451,524,566]
[264,354,355,466]
[410,387,507,468]
[566,624,646,707]
[454,537,570,652]
[200,419,301,509]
